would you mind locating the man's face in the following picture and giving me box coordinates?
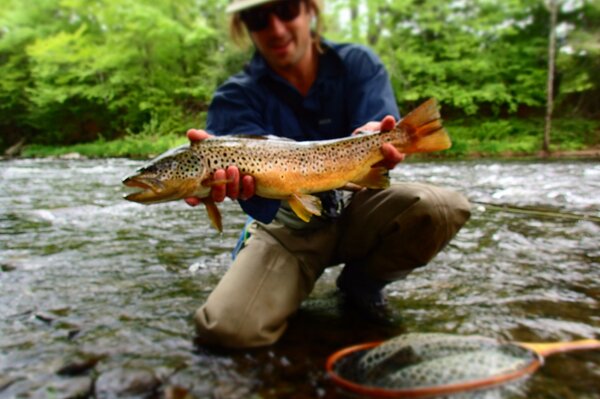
[242,0,314,72]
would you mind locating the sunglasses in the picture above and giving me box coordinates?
[240,0,304,32]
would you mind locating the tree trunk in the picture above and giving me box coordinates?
[543,0,558,155]
[350,0,359,42]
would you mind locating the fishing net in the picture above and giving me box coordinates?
[331,333,537,391]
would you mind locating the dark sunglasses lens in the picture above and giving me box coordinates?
[241,10,268,31]
[241,0,302,32]
[273,0,301,21]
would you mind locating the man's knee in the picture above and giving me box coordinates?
[194,304,285,348]
[385,184,471,266]
[390,183,471,231]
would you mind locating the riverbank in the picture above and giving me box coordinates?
[10,144,600,162]
[7,146,599,162]
[5,117,600,160]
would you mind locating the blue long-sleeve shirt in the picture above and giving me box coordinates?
[206,40,400,223]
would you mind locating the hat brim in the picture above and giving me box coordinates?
[226,0,279,13]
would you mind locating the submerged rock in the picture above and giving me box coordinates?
[1,375,92,399]
[95,368,159,399]
[57,354,105,376]
[34,376,93,399]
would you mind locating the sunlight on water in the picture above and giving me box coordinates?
[1,158,599,398]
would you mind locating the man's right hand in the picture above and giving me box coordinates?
[184,129,255,206]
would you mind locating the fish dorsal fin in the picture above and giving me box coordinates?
[226,134,296,142]
[287,193,322,222]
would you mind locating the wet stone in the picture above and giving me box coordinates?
[57,354,105,376]
[95,368,160,399]
[1,376,41,398]
[164,385,193,399]
[163,367,215,398]
[34,311,57,324]
[31,376,93,399]
[0,374,92,399]
[0,375,24,392]
[1,262,18,272]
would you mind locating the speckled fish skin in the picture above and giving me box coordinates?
[352,333,534,389]
[122,98,450,229]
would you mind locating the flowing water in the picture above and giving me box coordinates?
[1,158,599,399]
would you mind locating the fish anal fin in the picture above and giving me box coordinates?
[351,167,390,189]
[203,198,223,232]
[397,98,452,153]
[287,193,322,223]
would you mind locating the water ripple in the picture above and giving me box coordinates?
[1,158,599,398]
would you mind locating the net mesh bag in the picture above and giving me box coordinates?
[333,333,536,390]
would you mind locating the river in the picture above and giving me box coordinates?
[1,158,599,398]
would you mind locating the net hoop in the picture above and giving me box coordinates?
[326,341,543,398]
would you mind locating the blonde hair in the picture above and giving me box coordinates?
[229,0,324,52]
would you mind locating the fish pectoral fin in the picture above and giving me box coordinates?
[202,177,233,187]
[351,167,390,189]
[203,198,223,232]
[287,193,322,223]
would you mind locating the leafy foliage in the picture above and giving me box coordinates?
[326,0,599,118]
[0,0,244,146]
[1,0,599,152]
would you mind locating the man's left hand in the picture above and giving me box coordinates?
[354,115,405,170]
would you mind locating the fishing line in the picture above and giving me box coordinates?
[471,200,600,223]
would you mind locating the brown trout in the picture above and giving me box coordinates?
[123,98,451,231]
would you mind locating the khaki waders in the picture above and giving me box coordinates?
[195,183,471,348]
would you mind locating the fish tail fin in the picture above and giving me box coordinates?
[395,98,452,153]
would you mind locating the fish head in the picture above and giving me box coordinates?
[122,145,210,204]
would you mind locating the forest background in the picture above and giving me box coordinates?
[0,0,598,158]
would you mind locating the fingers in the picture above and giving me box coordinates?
[226,166,240,200]
[187,129,212,142]
[211,169,227,202]
[208,167,255,202]
[378,143,405,169]
[352,115,396,135]
[227,169,256,201]
[185,197,202,207]
[240,175,255,200]
[380,115,396,132]
[183,130,255,204]
[352,122,379,135]
[185,171,254,206]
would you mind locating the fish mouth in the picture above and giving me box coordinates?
[122,175,166,203]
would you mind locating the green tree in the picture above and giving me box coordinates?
[1,0,598,151]
[556,0,600,117]
[325,0,599,118]
[0,0,242,147]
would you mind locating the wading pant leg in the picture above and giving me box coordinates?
[336,183,471,282]
[194,221,336,348]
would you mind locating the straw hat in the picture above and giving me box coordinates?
[226,0,283,13]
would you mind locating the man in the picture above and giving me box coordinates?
[187,0,471,348]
